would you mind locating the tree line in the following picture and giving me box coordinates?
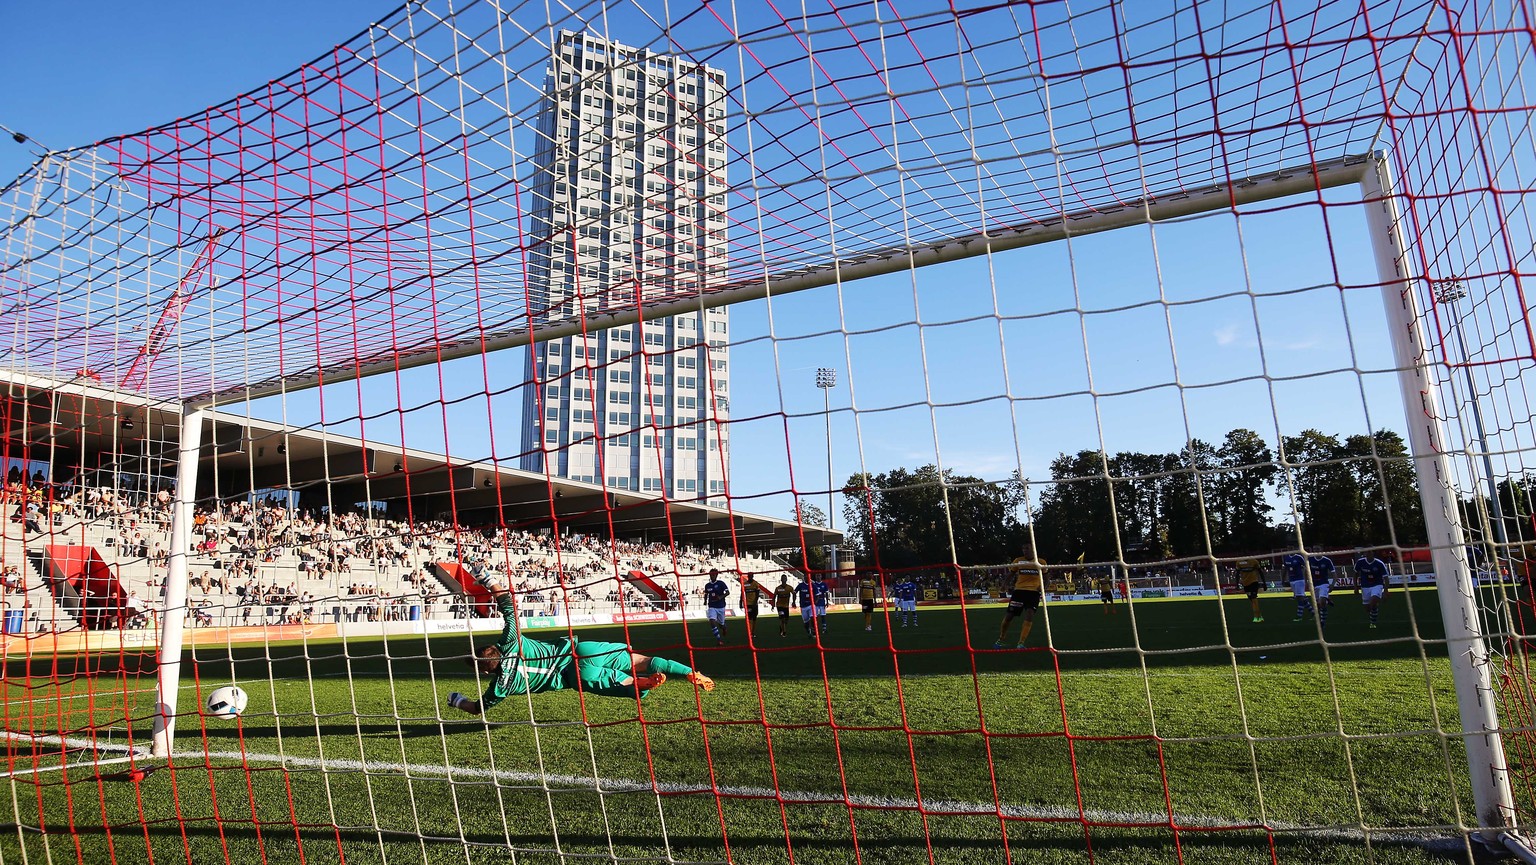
[816,428,1429,570]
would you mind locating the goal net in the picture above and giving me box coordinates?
[3,0,1535,861]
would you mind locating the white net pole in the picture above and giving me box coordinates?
[151,404,205,758]
[1361,152,1521,849]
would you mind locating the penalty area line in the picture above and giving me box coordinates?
[0,730,1464,852]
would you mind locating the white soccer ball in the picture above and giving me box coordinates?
[205,685,248,720]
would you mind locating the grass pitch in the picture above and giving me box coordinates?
[0,589,1503,863]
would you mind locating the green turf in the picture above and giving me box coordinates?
[0,590,1506,863]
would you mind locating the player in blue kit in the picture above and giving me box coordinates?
[794,577,816,637]
[1310,554,1336,627]
[892,576,919,627]
[811,576,830,634]
[702,568,730,645]
[1354,552,1390,628]
[1283,553,1311,621]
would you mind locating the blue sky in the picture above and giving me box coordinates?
[0,1,1410,526]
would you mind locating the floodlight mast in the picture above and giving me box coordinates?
[816,368,837,575]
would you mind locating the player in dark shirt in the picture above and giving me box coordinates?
[702,568,730,645]
[741,575,764,637]
[773,576,794,637]
[1353,552,1390,628]
[1309,555,1336,627]
[858,573,879,631]
[891,577,918,628]
[1283,553,1311,621]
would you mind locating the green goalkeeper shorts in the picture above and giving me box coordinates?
[572,640,642,697]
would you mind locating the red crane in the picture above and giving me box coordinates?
[119,225,228,392]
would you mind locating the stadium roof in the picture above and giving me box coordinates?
[0,370,839,551]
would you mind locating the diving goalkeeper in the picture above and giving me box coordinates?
[446,576,714,715]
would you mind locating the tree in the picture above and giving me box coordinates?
[1280,430,1365,549]
[785,500,829,573]
[839,465,1027,569]
[1161,439,1220,558]
[1214,428,1276,553]
[1107,451,1166,557]
[1033,450,1119,563]
[1345,430,1425,547]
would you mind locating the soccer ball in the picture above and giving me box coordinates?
[205,685,248,720]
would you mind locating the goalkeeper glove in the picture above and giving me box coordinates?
[447,692,469,711]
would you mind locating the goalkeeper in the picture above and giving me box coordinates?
[446,576,714,715]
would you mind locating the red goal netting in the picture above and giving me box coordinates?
[3,0,1536,862]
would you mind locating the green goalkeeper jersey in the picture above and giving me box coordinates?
[481,594,575,709]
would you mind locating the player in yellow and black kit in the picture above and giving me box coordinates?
[858,573,879,631]
[995,543,1045,649]
[741,575,764,637]
[1235,557,1265,623]
[773,575,794,637]
[1098,576,1117,615]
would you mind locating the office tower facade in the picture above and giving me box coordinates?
[521,32,730,506]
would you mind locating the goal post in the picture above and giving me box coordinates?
[1361,152,1525,853]
[5,1,1536,862]
[150,404,205,758]
[124,146,1536,853]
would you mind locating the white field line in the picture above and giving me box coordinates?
[0,755,137,779]
[0,730,1468,853]
[0,688,159,705]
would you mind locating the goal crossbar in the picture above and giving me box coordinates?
[195,153,1373,408]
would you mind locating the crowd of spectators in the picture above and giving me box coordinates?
[4,469,786,630]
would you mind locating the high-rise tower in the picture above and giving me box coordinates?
[521,32,730,506]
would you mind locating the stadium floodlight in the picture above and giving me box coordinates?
[816,367,837,575]
[1434,280,1507,553]
[5,1,1536,862]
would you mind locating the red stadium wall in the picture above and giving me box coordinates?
[44,545,131,630]
[624,569,670,603]
[431,562,493,615]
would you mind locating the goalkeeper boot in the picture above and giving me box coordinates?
[687,671,716,692]
[633,672,667,692]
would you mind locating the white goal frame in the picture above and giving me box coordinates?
[133,151,1530,855]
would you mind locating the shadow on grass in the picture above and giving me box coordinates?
[1,589,1477,685]
[11,818,1474,863]
[195,721,491,742]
